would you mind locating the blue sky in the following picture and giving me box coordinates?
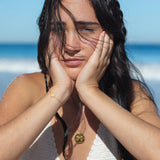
[0,0,160,44]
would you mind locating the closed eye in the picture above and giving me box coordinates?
[78,27,94,33]
[76,21,100,34]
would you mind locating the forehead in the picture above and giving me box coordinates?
[60,0,98,22]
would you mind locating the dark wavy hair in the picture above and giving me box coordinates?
[37,0,156,159]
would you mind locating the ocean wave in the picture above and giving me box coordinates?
[0,59,40,73]
[135,63,160,81]
[0,59,160,80]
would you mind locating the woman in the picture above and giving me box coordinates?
[0,0,160,159]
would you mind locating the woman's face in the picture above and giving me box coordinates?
[50,0,104,80]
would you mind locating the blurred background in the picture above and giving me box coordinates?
[0,0,160,112]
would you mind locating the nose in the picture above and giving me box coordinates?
[64,31,81,54]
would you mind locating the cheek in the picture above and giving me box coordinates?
[82,41,96,58]
[80,32,102,57]
[86,47,94,59]
[49,33,63,51]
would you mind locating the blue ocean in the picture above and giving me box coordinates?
[0,43,160,113]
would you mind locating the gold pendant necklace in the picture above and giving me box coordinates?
[74,104,86,144]
[75,133,85,144]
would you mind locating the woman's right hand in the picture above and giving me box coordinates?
[46,35,74,102]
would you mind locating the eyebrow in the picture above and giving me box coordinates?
[50,21,66,26]
[50,21,100,27]
[75,21,100,26]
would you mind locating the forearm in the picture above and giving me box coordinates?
[78,87,160,160]
[0,86,68,160]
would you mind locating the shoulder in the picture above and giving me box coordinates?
[130,80,156,113]
[130,80,160,127]
[0,72,46,125]
[6,72,46,102]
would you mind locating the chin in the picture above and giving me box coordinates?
[68,72,79,81]
[65,68,81,81]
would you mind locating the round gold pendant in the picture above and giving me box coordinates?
[75,133,85,144]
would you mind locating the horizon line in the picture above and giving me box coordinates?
[0,42,160,46]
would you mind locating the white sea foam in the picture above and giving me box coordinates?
[136,63,160,81]
[0,59,160,80]
[0,59,40,73]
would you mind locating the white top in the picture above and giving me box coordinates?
[20,122,119,160]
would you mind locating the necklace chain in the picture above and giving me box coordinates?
[74,104,86,144]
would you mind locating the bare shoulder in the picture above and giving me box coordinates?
[130,80,160,128]
[3,72,46,102]
[0,72,46,125]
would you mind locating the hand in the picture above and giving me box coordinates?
[46,35,74,100]
[76,31,113,93]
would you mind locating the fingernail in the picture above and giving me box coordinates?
[102,31,105,37]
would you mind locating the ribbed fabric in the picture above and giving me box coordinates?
[20,122,119,160]
[87,123,119,160]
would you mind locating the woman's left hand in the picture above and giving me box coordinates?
[76,31,113,94]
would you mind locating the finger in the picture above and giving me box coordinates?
[101,33,110,58]
[88,31,105,63]
[97,35,113,80]
[108,38,114,59]
[47,37,59,75]
[45,39,54,70]
[100,35,113,66]
[48,35,55,56]
[97,65,107,82]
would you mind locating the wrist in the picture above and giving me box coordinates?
[76,82,98,93]
[76,85,100,103]
[48,85,73,105]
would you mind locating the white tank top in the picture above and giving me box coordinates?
[20,122,119,160]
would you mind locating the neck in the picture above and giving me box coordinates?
[57,88,82,122]
[71,87,81,104]
[65,87,81,110]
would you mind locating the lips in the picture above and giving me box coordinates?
[63,58,84,67]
